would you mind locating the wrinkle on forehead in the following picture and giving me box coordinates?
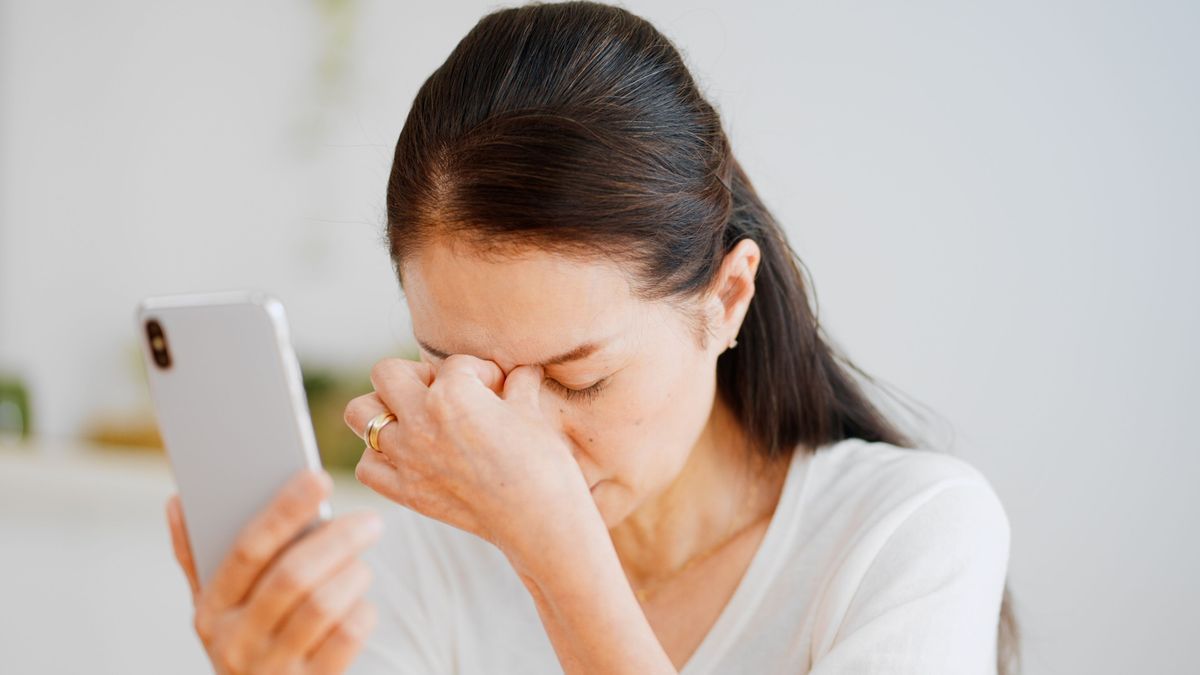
[401,239,635,366]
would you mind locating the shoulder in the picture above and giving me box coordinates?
[805,438,1009,536]
[809,437,996,499]
[799,441,1012,670]
[798,438,1011,588]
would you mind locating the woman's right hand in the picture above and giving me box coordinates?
[165,469,384,675]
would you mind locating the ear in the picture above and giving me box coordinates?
[704,238,761,351]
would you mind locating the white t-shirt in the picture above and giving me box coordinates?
[348,437,1011,674]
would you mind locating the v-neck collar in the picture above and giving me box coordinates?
[676,439,826,674]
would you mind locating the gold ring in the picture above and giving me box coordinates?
[365,412,397,452]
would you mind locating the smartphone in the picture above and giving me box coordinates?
[135,290,331,588]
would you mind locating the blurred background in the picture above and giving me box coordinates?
[1,0,1196,673]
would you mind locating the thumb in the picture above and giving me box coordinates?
[502,364,544,411]
[165,494,201,600]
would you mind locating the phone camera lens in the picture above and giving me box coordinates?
[145,319,172,369]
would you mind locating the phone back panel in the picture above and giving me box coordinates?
[135,290,329,588]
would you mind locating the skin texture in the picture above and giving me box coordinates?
[166,471,384,675]
[390,237,781,581]
[340,236,791,672]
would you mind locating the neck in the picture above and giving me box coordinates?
[609,393,789,586]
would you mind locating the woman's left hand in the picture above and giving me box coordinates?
[343,355,594,561]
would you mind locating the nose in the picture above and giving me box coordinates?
[531,390,576,451]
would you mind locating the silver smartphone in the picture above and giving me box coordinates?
[135,290,331,588]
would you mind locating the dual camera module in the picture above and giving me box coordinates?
[144,319,172,369]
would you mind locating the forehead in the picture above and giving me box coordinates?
[400,240,637,361]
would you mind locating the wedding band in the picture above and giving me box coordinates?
[365,412,397,452]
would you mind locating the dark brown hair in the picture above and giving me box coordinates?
[383,1,1018,671]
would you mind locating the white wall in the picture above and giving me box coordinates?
[1,1,1196,673]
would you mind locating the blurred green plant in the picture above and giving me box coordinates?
[300,343,418,471]
[0,374,32,443]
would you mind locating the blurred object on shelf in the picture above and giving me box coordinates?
[82,340,167,451]
[82,405,164,450]
[0,373,33,446]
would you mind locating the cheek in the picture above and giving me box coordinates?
[641,346,716,431]
[567,352,717,487]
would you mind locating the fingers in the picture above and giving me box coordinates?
[501,363,545,411]
[342,391,392,446]
[166,494,201,599]
[239,510,383,638]
[354,444,407,496]
[267,557,373,660]
[345,358,434,442]
[305,598,379,675]
[202,469,333,613]
[367,358,435,411]
[432,354,505,396]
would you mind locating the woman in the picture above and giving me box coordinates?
[165,1,1018,673]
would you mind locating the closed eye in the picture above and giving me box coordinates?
[545,376,609,403]
[420,349,609,404]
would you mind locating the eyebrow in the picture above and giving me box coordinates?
[416,337,609,367]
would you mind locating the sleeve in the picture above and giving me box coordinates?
[808,478,1012,675]
[345,508,456,675]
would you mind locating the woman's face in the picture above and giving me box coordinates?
[400,238,751,528]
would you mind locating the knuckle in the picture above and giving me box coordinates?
[288,468,326,501]
[193,610,214,645]
[370,359,388,379]
[334,615,367,644]
[271,563,309,596]
[211,632,246,673]
[230,536,267,570]
[343,393,378,432]
[298,588,335,623]
[268,491,319,532]
[354,456,371,484]
[408,414,439,448]
[425,386,459,422]
[369,359,397,387]
[215,645,243,675]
